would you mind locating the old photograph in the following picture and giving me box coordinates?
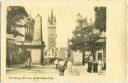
[0,0,126,82]
[6,4,106,78]
[0,2,1,81]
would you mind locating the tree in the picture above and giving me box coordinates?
[70,16,102,64]
[7,6,28,37]
[94,7,106,32]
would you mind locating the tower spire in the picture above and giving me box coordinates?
[51,9,53,20]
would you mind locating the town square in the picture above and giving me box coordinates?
[6,4,106,78]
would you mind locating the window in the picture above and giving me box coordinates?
[49,32,54,37]
[98,53,102,60]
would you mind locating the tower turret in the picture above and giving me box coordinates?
[48,10,56,28]
[47,10,56,51]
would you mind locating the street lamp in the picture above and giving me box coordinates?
[68,39,72,58]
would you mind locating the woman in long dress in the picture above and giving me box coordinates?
[87,56,93,73]
[87,60,92,73]
[67,59,72,69]
[98,59,103,75]
[93,60,98,73]
[54,58,59,69]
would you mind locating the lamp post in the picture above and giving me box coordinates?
[67,38,72,58]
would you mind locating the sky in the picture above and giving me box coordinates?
[23,3,95,48]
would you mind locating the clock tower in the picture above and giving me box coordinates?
[47,10,56,51]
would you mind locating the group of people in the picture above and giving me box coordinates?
[54,58,72,76]
[24,54,104,75]
[85,56,104,75]
[44,56,56,65]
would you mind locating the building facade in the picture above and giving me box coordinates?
[25,15,34,42]
[47,10,56,51]
[6,14,39,66]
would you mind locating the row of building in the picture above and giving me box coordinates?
[7,12,46,66]
[6,8,106,67]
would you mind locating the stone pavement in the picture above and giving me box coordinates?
[7,64,105,77]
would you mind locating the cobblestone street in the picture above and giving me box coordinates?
[7,65,105,78]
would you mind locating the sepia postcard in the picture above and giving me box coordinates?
[1,1,127,83]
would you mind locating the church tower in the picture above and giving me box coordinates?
[47,10,56,51]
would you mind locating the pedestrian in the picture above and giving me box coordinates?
[54,58,59,69]
[25,57,31,69]
[98,59,103,75]
[27,57,31,69]
[93,60,98,73]
[84,59,88,70]
[87,56,93,73]
[87,60,92,73]
[64,58,68,68]
[67,59,72,69]
[58,59,66,76]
